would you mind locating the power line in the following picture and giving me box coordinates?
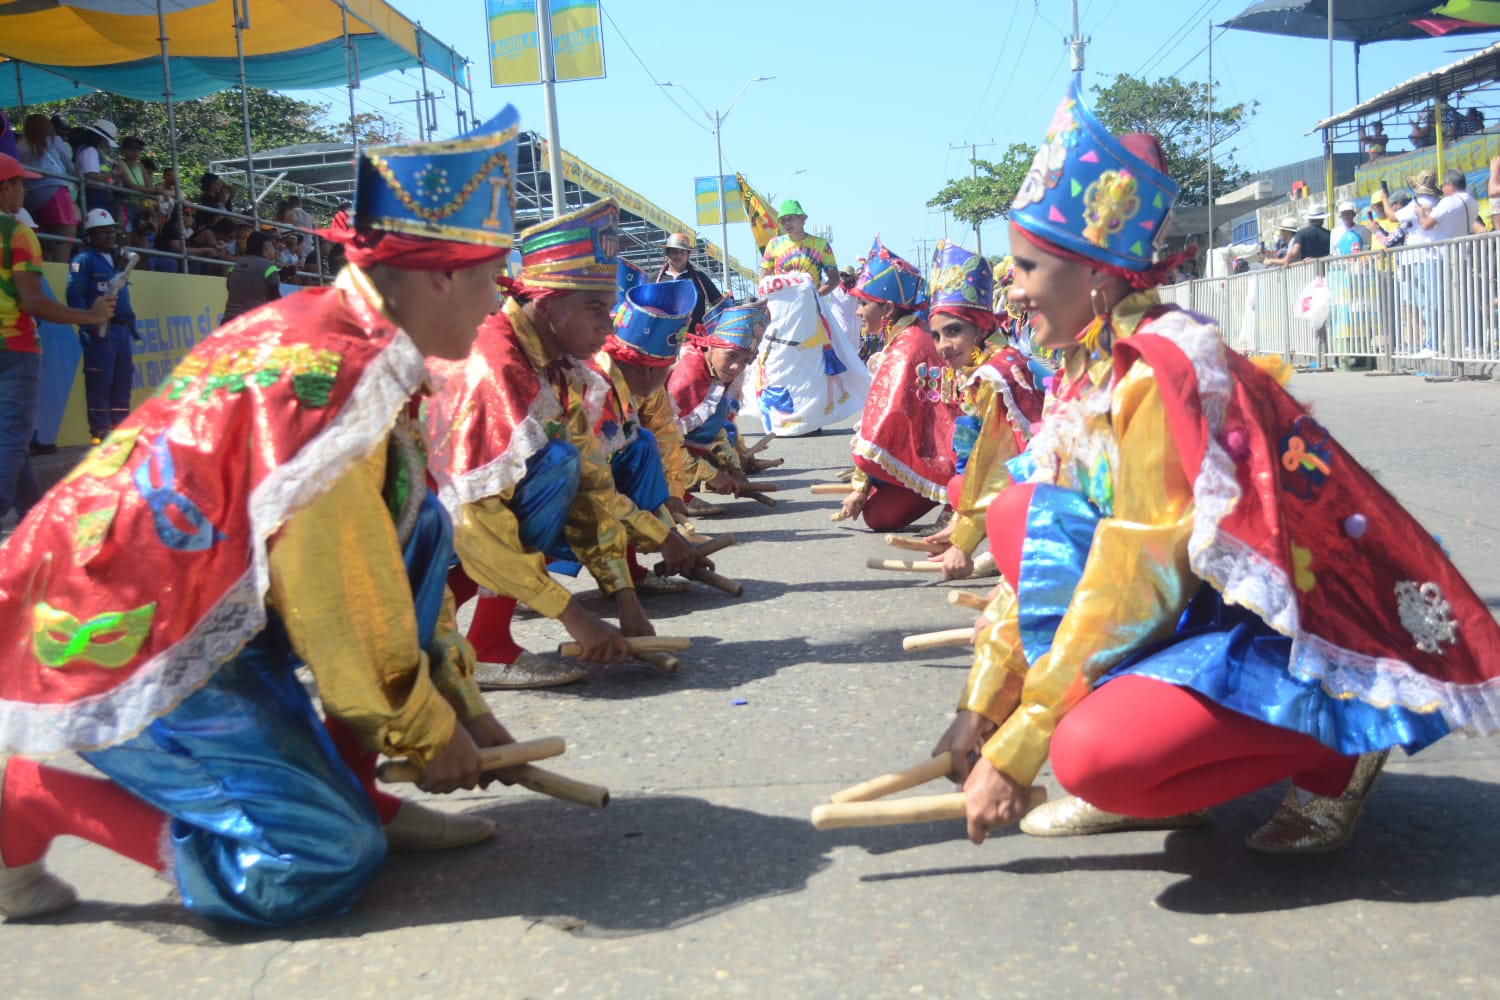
[598,0,712,134]
[977,3,1040,133]
[959,0,1023,138]
[1133,0,1216,78]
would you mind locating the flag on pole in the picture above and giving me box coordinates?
[736,173,780,255]
[695,176,747,226]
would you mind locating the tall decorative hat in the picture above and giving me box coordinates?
[1010,75,1179,272]
[607,280,697,367]
[518,199,620,291]
[354,105,520,248]
[615,257,647,312]
[852,236,926,309]
[700,299,769,352]
[928,240,993,313]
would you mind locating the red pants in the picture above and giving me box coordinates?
[861,482,936,531]
[1050,676,1359,816]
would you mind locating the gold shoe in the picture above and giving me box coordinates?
[683,498,726,517]
[384,802,495,852]
[1246,750,1388,855]
[1020,794,1210,838]
[473,651,587,691]
[968,550,999,579]
[0,758,79,920]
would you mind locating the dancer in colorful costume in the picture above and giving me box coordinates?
[668,299,768,492]
[592,278,712,591]
[428,201,701,691]
[935,76,1500,853]
[838,238,952,532]
[0,109,525,924]
[922,241,1044,578]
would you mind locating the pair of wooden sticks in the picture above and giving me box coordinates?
[810,752,1047,830]
[653,533,745,598]
[378,736,610,809]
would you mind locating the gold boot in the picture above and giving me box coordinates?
[1246,750,1388,855]
[1020,794,1210,837]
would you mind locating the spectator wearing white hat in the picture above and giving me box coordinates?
[1264,215,1298,264]
[1415,167,1482,241]
[1269,204,1329,266]
[653,231,722,331]
[1332,200,1367,256]
[74,119,116,215]
[66,207,137,442]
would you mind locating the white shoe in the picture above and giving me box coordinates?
[0,758,79,920]
[384,801,495,852]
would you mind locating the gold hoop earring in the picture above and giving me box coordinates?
[1090,285,1109,318]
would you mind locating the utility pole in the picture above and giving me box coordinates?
[1069,0,1088,71]
[1206,19,1214,256]
[388,91,428,141]
[948,141,996,256]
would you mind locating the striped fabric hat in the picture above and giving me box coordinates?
[518,199,621,291]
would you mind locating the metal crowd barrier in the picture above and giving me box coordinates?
[1160,228,1500,373]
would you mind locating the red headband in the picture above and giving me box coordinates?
[604,336,674,368]
[322,222,508,271]
[1010,223,1188,292]
[929,303,1000,335]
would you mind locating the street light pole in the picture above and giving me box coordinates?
[660,76,773,293]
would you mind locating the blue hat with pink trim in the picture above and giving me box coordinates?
[852,236,925,309]
[608,280,697,366]
[1010,75,1179,272]
[701,299,768,352]
[928,240,993,312]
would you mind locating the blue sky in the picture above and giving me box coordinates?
[296,1,1498,267]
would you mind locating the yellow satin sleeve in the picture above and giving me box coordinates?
[979,361,1198,786]
[427,587,492,722]
[958,581,1026,723]
[268,444,457,767]
[559,393,636,596]
[706,428,742,472]
[639,385,707,495]
[454,491,575,620]
[951,379,1023,554]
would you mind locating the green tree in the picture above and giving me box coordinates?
[928,75,1257,224]
[8,89,406,192]
[928,143,1034,227]
[1088,73,1255,207]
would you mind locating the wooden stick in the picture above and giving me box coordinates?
[747,456,784,470]
[835,467,857,482]
[740,490,777,507]
[557,636,691,657]
[746,434,776,456]
[693,533,737,558]
[505,764,610,809]
[884,534,940,553]
[742,482,781,493]
[677,525,711,545]
[377,737,567,785]
[902,627,973,652]
[810,787,1046,830]
[692,567,744,596]
[811,483,855,495]
[830,752,953,804]
[637,650,683,674]
[867,557,943,572]
[947,591,988,611]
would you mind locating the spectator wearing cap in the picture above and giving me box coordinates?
[74,119,116,214]
[1332,200,1367,256]
[1269,204,1330,266]
[1265,215,1297,263]
[760,199,839,296]
[0,154,116,530]
[1415,167,1482,240]
[66,208,138,442]
[653,232,722,331]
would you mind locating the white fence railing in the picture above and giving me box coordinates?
[1159,229,1500,371]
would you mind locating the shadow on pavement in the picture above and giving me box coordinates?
[855,774,1500,913]
[49,795,942,944]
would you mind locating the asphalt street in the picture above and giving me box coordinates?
[5,372,1500,999]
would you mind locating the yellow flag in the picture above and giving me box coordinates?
[736,173,781,255]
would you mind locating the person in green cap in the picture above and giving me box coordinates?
[760,198,839,296]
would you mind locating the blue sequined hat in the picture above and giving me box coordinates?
[701,299,768,352]
[928,240,993,312]
[609,280,697,365]
[1010,75,1179,271]
[615,258,646,312]
[852,236,926,309]
[355,105,520,248]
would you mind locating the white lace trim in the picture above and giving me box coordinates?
[1147,307,1500,733]
[437,384,562,518]
[851,434,948,502]
[677,382,725,435]
[2,330,429,753]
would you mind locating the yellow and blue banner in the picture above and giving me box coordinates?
[487,0,605,88]
[736,172,781,254]
[695,176,747,226]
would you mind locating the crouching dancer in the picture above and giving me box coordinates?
[0,109,523,924]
